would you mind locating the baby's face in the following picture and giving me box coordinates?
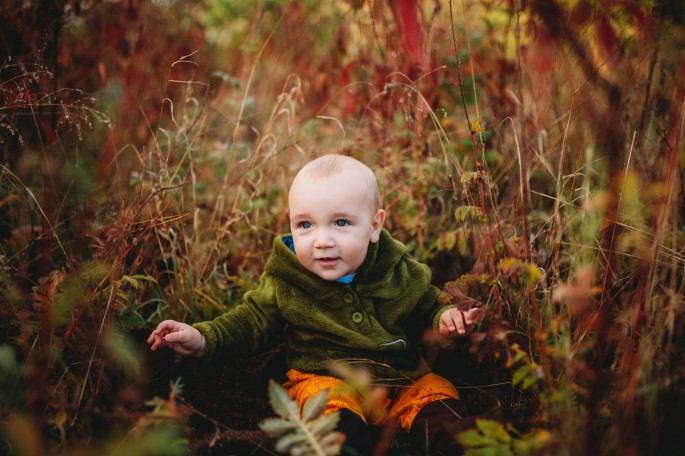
[288,170,384,281]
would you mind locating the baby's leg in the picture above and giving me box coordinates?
[388,373,504,455]
[388,373,460,432]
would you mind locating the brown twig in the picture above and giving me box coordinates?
[447,0,503,313]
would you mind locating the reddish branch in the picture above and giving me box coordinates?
[447,0,504,314]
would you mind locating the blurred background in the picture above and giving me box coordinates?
[1,1,684,454]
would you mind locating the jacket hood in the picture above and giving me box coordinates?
[265,229,408,298]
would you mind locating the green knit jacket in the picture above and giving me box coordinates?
[193,229,454,380]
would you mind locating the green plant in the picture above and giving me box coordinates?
[260,380,345,456]
[1,0,684,454]
[458,419,553,456]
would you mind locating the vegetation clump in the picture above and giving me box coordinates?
[1,1,684,455]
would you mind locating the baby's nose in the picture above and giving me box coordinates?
[314,229,335,247]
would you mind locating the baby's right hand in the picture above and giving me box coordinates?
[147,320,206,357]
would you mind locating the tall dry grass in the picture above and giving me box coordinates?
[1,1,683,454]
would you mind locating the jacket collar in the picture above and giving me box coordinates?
[265,229,406,298]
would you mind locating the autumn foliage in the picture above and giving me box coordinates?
[1,0,684,455]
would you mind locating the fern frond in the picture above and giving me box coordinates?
[260,379,345,455]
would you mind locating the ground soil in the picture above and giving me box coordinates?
[142,335,537,455]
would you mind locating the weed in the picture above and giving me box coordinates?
[1,1,684,455]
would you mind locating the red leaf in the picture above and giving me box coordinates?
[570,0,593,25]
[389,0,424,65]
[524,23,557,75]
[596,14,618,59]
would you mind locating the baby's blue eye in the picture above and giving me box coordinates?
[335,219,350,227]
[299,221,312,229]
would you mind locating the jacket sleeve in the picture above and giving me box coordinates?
[192,273,286,362]
[401,254,457,332]
[411,283,457,331]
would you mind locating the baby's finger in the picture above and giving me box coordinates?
[149,336,165,351]
[164,330,189,345]
[462,310,474,326]
[148,324,168,341]
[468,307,486,323]
[457,311,468,334]
[148,329,164,345]
[443,312,456,332]
[444,310,466,335]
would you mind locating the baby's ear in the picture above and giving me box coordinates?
[370,209,386,243]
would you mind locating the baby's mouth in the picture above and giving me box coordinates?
[316,257,339,264]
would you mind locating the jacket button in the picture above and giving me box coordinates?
[343,294,354,304]
[352,312,363,323]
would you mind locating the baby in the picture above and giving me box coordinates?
[148,154,486,454]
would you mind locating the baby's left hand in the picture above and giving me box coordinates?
[439,307,485,337]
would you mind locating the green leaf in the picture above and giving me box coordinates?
[104,331,140,378]
[512,364,532,386]
[467,447,503,456]
[80,261,109,283]
[457,429,496,447]
[0,345,24,406]
[511,350,526,363]
[169,377,184,396]
[455,205,486,223]
[457,231,469,256]
[522,372,538,389]
[267,379,300,421]
[460,172,475,184]
[513,429,553,452]
[444,231,456,250]
[103,424,187,456]
[476,419,511,443]
[0,345,19,373]
[262,380,342,455]
[117,307,147,331]
[259,417,298,437]
[274,431,308,454]
[121,276,140,290]
[290,445,310,456]
[319,431,346,455]
[302,388,329,422]
[121,274,157,290]
[309,412,339,436]
[53,278,84,327]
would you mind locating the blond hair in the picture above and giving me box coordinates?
[293,155,381,210]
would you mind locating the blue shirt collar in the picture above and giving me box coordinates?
[282,236,356,284]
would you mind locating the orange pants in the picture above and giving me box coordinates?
[282,369,459,432]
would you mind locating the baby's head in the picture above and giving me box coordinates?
[288,155,385,281]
